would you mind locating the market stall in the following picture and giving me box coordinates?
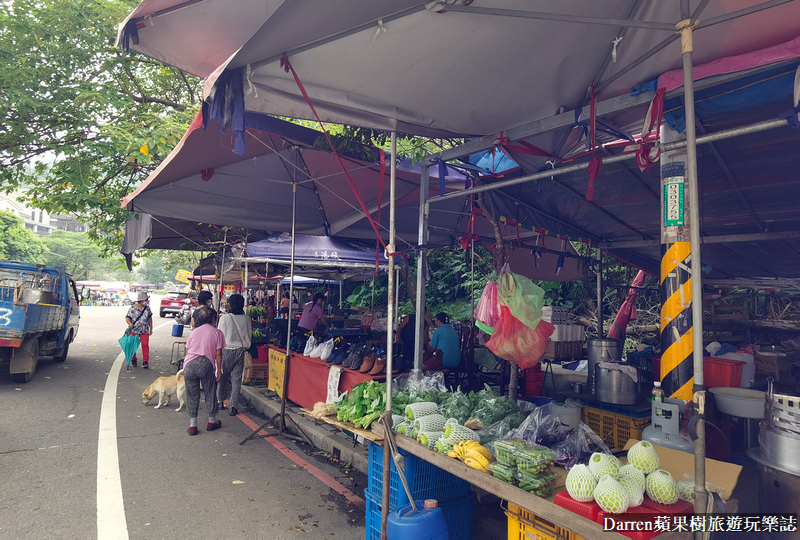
[117,2,800,537]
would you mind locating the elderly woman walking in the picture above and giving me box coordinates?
[216,294,251,416]
[182,307,225,436]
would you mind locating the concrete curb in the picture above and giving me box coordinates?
[240,385,370,474]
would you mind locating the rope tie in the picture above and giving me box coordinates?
[611,36,624,63]
[372,19,387,43]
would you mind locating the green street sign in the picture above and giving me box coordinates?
[664,176,685,227]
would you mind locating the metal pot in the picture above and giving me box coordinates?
[595,363,640,405]
[587,338,622,394]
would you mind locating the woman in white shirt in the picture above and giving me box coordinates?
[216,294,251,416]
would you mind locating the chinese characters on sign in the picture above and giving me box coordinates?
[602,514,797,534]
[313,250,341,261]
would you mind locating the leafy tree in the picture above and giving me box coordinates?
[0,0,200,252]
[40,230,129,280]
[0,210,44,262]
[135,250,201,285]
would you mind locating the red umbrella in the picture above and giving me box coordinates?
[608,270,646,341]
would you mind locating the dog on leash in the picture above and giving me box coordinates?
[142,370,186,411]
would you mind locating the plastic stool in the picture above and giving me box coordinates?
[171,341,186,366]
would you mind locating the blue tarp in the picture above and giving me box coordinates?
[246,233,386,266]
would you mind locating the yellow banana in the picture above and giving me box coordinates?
[448,450,460,459]
[464,450,490,468]
[464,457,489,473]
[469,444,493,462]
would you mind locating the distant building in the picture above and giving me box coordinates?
[0,192,86,237]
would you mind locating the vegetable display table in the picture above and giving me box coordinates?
[270,346,386,409]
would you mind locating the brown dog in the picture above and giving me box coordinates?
[142,370,186,411]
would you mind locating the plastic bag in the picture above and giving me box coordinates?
[486,306,554,368]
[404,370,448,403]
[552,422,613,469]
[511,403,569,447]
[474,280,500,330]
[438,388,475,425]
[497,271,545,329]
[476,417,515,448]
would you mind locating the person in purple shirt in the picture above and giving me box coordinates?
[298,292,327,333]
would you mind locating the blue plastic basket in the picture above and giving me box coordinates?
[364,490,475,540]
[366,441,472,510]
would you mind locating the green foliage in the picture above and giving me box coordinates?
[0,0,201,253]
[0,210,44,262]
[41,230,120,280]
[136,250,200,285]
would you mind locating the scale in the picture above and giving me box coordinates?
[642,397,695,454]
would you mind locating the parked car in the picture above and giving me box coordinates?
[159,291,198,318]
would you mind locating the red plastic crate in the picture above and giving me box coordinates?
[525,367,546,397]
[703,356,744,388]
[596,507,661,540]
[653,356,744,388]
[640,495,693,514]
[554,491,601,521]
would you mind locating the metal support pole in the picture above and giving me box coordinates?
[676,3,708,520]
[244,261,249,303]
[596,250,604,338]
[280,180,298,437]
[218,231,227,311]
[414,166,430,371]
[339,280,343,310]
[381,133,397,539]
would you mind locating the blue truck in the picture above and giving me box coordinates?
[0,261,81,383]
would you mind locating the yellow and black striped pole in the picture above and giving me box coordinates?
[660,127,694,400]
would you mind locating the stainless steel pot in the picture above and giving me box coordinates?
[595,363,640,405]
[587,338,622,394]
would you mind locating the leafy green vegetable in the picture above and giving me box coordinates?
[335,380,387,429]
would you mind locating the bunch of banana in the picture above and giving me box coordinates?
[447,441,493,473]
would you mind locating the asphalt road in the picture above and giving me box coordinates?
[0,299,366,540]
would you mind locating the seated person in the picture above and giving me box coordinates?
[430,312,461,368]
[396,313,429,372]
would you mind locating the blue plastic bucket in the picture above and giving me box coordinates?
[172,323,184,337]
[386,500,449,540]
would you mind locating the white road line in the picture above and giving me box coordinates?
[96,320,183,538]
[97,351,129,539]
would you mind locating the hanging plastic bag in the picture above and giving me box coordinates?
[485,306,554,369]
[498,271,545,329]
[474,280,500,331]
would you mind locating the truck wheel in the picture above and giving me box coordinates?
[11,338,39,383]
[53,331,72,363]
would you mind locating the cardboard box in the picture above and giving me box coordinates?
[622,439,742,501]
[544,340,582,359]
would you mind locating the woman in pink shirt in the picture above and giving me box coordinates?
[183,307,226,436]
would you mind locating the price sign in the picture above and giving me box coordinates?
[663,176,685,227]
[268,347,285,398]
[175,269,191,284]
[326,366,343,404]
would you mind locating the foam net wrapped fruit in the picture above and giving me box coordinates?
[565,464,598,503]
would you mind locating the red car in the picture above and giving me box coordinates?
[159,291,198,318]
